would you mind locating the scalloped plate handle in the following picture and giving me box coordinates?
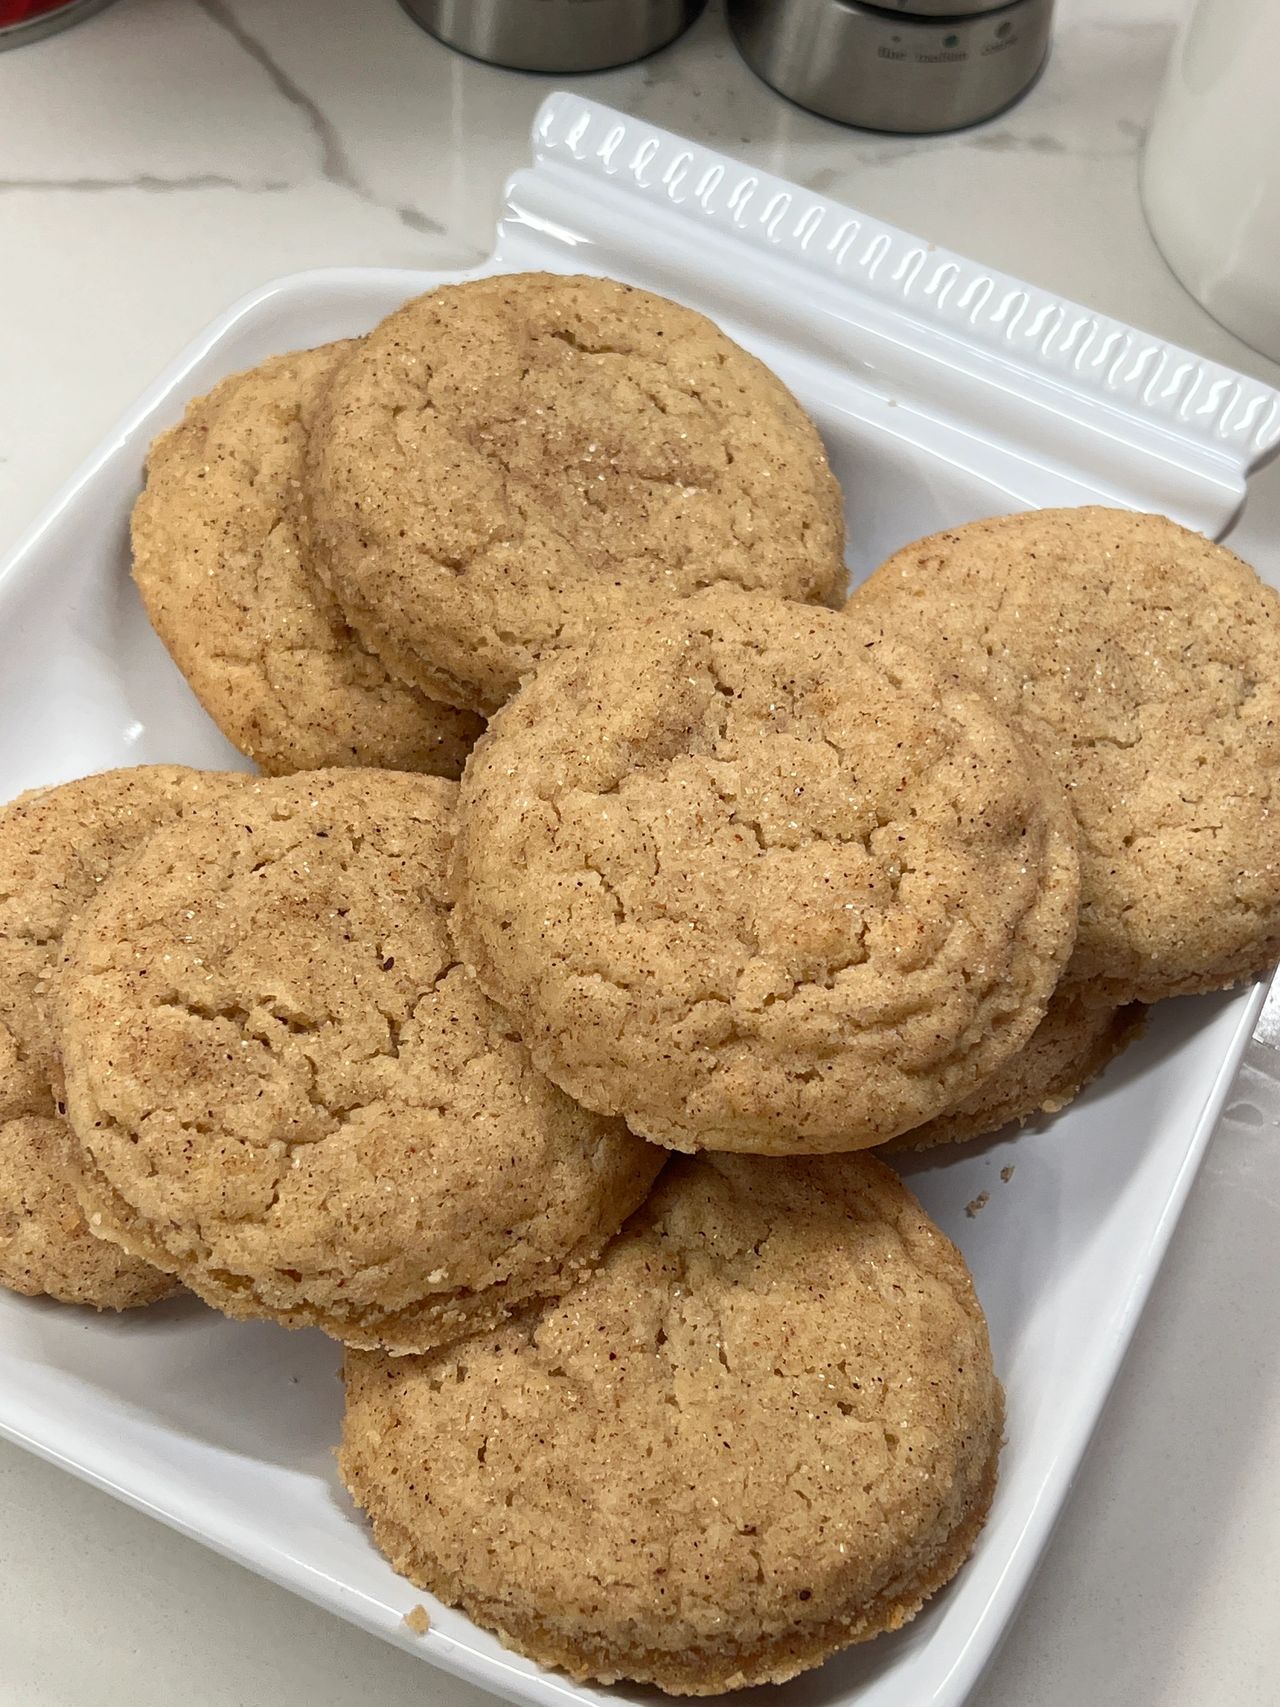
[495,93,1280,540]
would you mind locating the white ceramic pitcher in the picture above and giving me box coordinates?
[1142,0,1280,363]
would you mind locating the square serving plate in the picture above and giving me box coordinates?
[2,96,1278,1707]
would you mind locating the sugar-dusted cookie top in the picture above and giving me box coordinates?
[0,1116,174,1309]
[452,589,1080,1153]
[58,770,662,1350]
[1,766,237,1307]
[888,984,1145,1152]
[341,1152,1003,1694]
[306,274,847,714]
[132,345,482,777]
[852,507,1280,1000]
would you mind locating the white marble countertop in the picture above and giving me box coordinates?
[1,1,1278,1704]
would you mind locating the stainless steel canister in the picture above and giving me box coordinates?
[727,0,1055,134]
[401,0,707,74]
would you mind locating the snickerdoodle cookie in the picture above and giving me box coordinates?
[306,274,846,714]
[58,771,662,1350]
[0,1116,173,1308]
[340,1153,1003,1695]
[851,507,1280,1000]
[887,986,1145,1152]
[452,590,1080,1153]
[132,345,483,777]
[0,766,237,1307]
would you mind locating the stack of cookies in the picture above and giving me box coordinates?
[130,273,844,771]
[4,271,1279,1696]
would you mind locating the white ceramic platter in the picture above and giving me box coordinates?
[1,95,1278,1707]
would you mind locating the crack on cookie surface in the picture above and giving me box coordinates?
[0,768,247,1306]
[306,275,847,713]
[851,508,1280,998]
[58,772,660,1349]
[338,1155,1002,1691]
[887,986,1147,1151]
[131,345,483,777]
[454,593,1080,1151]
